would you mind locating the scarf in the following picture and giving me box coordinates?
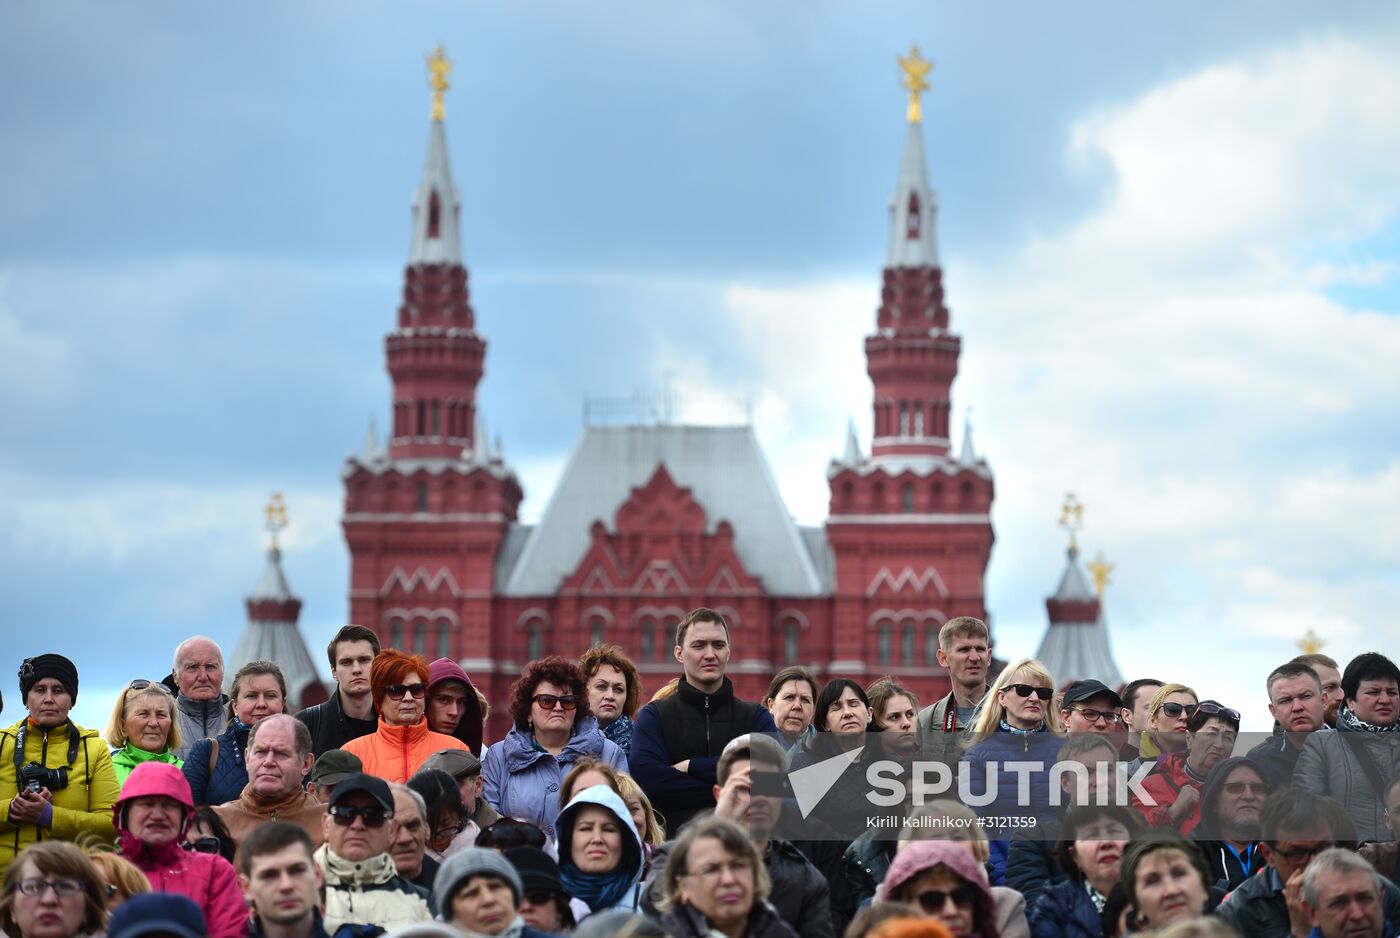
[602,714,634,751]
[559,863,636,914]
[1337,704,1400,734]
[999,719,1044,736]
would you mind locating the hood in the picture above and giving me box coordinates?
[116,761,195,816]
[555,784,644,886]
[876,840,996,931]
[1196,756,1263,839]
[503,718,606,772]
[426,657,483,755]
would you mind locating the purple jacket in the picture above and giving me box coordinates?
[481,716,627,840]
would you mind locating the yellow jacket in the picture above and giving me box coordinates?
[0,718,120,878]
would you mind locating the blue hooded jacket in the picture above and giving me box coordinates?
[555,784,644,920]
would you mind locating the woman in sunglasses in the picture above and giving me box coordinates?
[111,761,247,938]
[182,659,286,806]
[341,649,469,784]
[1027,804,1141,938]
[0,842,109,938]
[1131,701,1240,835]
[481,656,628,841]
[104,681,183,785]
[963,658,1066,876]
[875,840,1001,938]
[1129,683,1199,775]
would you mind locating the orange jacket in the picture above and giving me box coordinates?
[340,718,468,784]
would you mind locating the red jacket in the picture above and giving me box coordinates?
[1132,751,1203,834]
[115,762,248,938]
[341,717,467,784]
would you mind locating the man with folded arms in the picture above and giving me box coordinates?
[215,715,325,850]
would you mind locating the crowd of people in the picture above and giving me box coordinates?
[1,611,1398,938]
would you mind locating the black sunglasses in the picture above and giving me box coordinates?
[183,836,221,854]
[328,804,391,828]
[916,884,978,913]
[1006,683,1053,701]
[385,683,427,700]
[1159,701,1199,719]
[532,693,579,711]
[479,818,547,850]
[1193,700,1241,724]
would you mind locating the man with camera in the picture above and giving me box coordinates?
[0,653,120,877]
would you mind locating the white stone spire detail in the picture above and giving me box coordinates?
[362,417,382,462]
[886,121,940,268]
[409,120,462,265]
[843,418,863,466]
[959,411,978,466]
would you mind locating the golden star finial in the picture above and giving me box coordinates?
[1297,628,1325,655]
[897,46,933,124]
[427,45,452,122]
[1087,551,1114,598]
[265,493,288,550]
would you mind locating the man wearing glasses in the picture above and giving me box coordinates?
[1216,788,1400,937]
[317,774,431,932]
[1059,679,1126,736]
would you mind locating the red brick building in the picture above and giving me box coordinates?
[342,78,995,739]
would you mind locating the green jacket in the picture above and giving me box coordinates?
[109,741,183,786]
[0,718,120,878]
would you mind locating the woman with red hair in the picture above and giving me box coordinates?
[341,649,468,783]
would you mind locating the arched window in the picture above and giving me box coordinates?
[388,618,405,649]
[416,482,428,512]
[784,620,800,665]
[526,621,543,661]
[416,400,426,437]
[640,617,655,661]
[899,401,910,436]
[877,622,892,665]
[913,408,924,436]
[590,617,605,648]
[412,618,428,655]
[902,483,915,514]
[901,620,916,662]
[427,189,441,238]
[906,192,921,239]
[926,624,941,666]
[430,401,440,437]
[436,619,452,659]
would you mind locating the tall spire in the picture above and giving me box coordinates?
[887,46,940,268]
[410,46,462,266]
[1036,495,1123,688]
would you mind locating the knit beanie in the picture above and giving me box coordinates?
[433,847,524,917]
[19,654,79,703]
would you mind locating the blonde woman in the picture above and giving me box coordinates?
[103,680,184,785]
[1132,684,1199,772]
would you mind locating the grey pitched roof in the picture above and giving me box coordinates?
[408,120,462,265]
[231,548,324,707]
[500,424,826,597]
[250,547,293,602]
[1035,608,1126,689]
[1053,546,1097,602]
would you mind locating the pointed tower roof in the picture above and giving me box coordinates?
[959,412,978,467]
[1034,496,1124,688]
[887,47,940,268]
[409,47,461,265]
[229,496,328,710]
[362,417,382,463]
[843,419,863,466]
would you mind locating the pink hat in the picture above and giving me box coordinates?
[875,840,995,932]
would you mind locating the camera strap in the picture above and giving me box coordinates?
[12,719,81,771]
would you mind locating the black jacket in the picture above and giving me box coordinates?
[659,900,799,938]
[1245,733,1305,789]
[843,828,896,913]
[629,676,776,832]
[294,691,377,757]
[1217,867,1400,937]
[1193,756,1270,893]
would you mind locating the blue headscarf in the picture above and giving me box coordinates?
[556,784,643,914]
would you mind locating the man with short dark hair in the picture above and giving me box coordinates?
[1118,677,1164,761]
[215,714,325,850]
[1301,848,1389,938]
[296,625,381,756]
[914,617,991,767]
[1248,662,1328,789]
[628,607,777,832]
[169,636,228,759]
[316,774,431,931]
[238,821,381,938]
[1293,653,1344,728]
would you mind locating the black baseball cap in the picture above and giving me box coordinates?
[1061,680,1123,709]
[328,773,393,813]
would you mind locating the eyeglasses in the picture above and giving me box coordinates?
[1194,701,1241,723]
[1159,702,1199,719]
[1006,684,1053,701]
[184,836,222,854]
[915,884,978,913]
[1069,707,1123,724]
[523,890,560,907]
[1223,781,1270,796]
[684,859,753,882]
[385,683,427,700]
[1273,842,1335,863]
[328,804,391,828]
[532,693,579,711]
[16,878,84,898]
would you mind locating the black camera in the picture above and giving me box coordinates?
[18,762,68,794]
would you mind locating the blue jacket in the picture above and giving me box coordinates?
[963,727,1065,825]
[182,721,249,807]
[481,717,627,840]
[1029,877,1100,938]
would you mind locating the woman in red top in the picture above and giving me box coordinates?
[342,650,467,783]
[1132,701,1240,834]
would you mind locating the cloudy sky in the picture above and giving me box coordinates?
[3,3,1398,732]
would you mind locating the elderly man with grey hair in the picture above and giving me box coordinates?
[168,635,228,759]
[389,782,438,898]
[1300,848,1391,938]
